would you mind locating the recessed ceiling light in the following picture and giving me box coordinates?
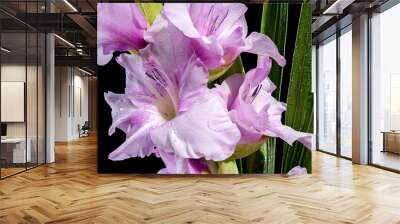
[78,67,92,76]
[1,47,11,53]
[63,0,78,12]
[322,0,354,15]
[54,34,75,48]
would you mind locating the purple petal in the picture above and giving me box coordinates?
[212,3,248,38]
[163,3,201,38]
[235,58,274,107]
[219,25,247,66]
[116,53,161,100]
[105,92,161,161]
[150,92,241,161]
[214,74,244,109]
[142,14,194,77]
[108,119,160,161]
[287,166,308,176]
[156,149,176,174]
[177,55,209,113]
[97,47,113,66]
[264,125,313,149]
[97,3,147,64]
[156,149,209,174]
[191,38,225,69]
[229,109,263,144]
[242,32,286,66]
[163,3,248,70]
[104,92,134,135]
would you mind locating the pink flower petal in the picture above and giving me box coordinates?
[97,3,147,65]
[177,56,209,113]
[287,166,308,176]
[97,47,113,66]
[242,32,287,66]
[108,120,160,161]
[150,92,240,161]
[163,3,202,38]
[156,149,209,174]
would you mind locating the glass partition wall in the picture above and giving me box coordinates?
[0,1,46,179]
[317,35,337,155]
[370,3,400,171]
[316,26,353,159]
[339,27,352,159]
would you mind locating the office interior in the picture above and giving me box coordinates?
[0,0,400,223]
[0,0,97,179]
[0,0,398,178]
[314,0,400,172]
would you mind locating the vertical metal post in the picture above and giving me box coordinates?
[25,0,28,171]
[336,27,341,157]
[315,45,320,151]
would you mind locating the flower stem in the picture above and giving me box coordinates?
[217,160,239,174]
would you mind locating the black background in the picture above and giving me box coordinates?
[97,4,301,173]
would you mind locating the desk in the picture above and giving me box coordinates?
[382,131,400,154]
[1,138,31,163]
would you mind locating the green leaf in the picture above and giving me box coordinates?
[206,161,218,174]
[246,148,267,173]
[260,3,288,101]
[249,3,288,174]
[281,4,313,174]
[217,160,239,174]
[137,3,162,25]
[228,139,266,160]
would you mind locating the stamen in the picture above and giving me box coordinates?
[208,15,220,35]
[207,5,215,19]
[145,68,167,87]
[202,5,214,34]
[249,84,262,103]
[214,9,229,33]
[206,8,230,35]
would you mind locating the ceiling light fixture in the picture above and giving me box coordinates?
[322,0,342,14]
[1,47,11,53]
[322,0,354,15]
[54,34,75,48]
[63,0,78,12]
[78,67,92,76]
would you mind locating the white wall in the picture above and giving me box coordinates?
[1,65,39,137]
[55,66,69,141]
[1,63,46,164]
[55,67,89,141]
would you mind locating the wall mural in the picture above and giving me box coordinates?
[97,3,313,174]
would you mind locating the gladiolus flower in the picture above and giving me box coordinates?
[215,57,312,149]
[162,3,286,76]
[104,21,240,173]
